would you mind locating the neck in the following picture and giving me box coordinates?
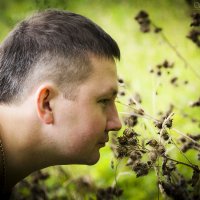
[0,103,68,191]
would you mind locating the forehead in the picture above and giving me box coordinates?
[90,54,117,74]
[78,55,118,97]
[90,55,118,83]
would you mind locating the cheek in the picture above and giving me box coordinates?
[77,116,106,141]
[82,108,107,131]
[55,102,107,145]
[53,104,107,163]
[74,110,107,145]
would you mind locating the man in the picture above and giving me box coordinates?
[0,9,122,196]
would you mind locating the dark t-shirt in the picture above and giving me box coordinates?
[0,191,11,200]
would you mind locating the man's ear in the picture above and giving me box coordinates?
[36,85,57,124]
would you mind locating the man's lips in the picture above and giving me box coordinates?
[98,137,109,145]
[98,133,109,146]
[98,143,105,147]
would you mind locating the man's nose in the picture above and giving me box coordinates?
[106,107,122,131]
[112,114,122,131]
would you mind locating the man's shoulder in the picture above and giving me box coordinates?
[0,190,12,200]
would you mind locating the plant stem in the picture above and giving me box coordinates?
[151,22,200,80]
[164,155,200,172]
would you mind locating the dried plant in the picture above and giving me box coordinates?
[107,10,200,200]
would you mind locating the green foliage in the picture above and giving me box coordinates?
[1,0,200,199]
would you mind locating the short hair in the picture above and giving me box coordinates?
[0,9,120,104]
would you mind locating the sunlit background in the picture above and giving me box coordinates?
[1,0,200,199]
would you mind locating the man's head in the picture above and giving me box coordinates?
[0,9,120,104]
[0,9,121,169]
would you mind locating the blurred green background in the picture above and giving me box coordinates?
[1,0,200,199]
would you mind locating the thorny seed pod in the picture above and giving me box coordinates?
[188,133,200,141]
[191,169,200,187]
[161,130,169,140]
[135,10,151,33]
[149,151,158,163]
[135,10,149,19]
[146,139,158,147]
[194,143,200,149]
[170,77,178,86]
[96,188,106,198]
[179,137,186,143]
[149,68,154,73]
[168,161,176,171]
[183,143,191,153]
[117,136,128,145]
[128,97,136,106]
[136,168,149,177]
[162,158,176,177]
[113,187,123,197]
[165,118,173,128]
[154,26,162,33]
[123,128,138,138]
[163,60,169,68]
[119,91,126,96]
[118,78,124,84]
[76,176,93,190]
[107,186,113,193]
[159,181,184,200]
[136,108,145,115]
[126,158,134,166]
[124,115,138,127]
[190,12,200,27]
[152,60,174,78]
[117,146,129,158]
[132,162,149,177]
[96,186,123,200]
[156,64,162,69]
[156,108,174,129]
[179,133,200,153]
[128,137,138,146]
[147,161,152,166]
[130,151,142,161]
[187,29,200,47]
[154,120,163,129]
[190,97,200,107]
[32,171,50,184]
[157,145,166,155]
[184,80,188,84]
[111,160,114,169]
[157,70,162,76]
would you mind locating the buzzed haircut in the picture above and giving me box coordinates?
[0,9,120,104]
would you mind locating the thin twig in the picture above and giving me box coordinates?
[172,128,200,150]
[170,138,193,166]
[164,155,200,172]
[151,22,200,80]
[113,159,121,188]
[116,100,159,122]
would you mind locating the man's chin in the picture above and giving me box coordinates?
[83,152,101,166]
[64,150,101,165]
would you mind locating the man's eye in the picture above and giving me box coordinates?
[99,99,110,105]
